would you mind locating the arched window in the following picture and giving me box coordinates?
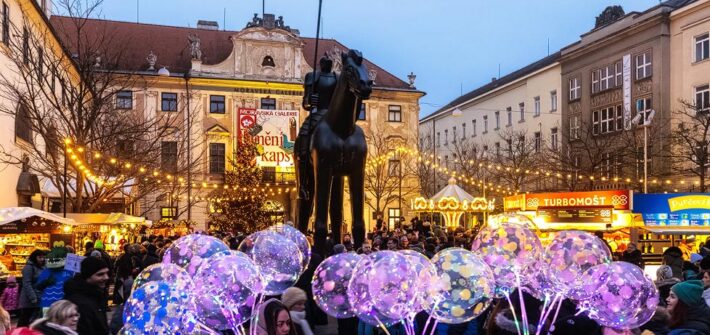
[262,55,275,67]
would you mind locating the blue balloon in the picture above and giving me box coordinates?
[123,281,197,334]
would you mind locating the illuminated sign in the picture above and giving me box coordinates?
[634,193,710,227]
[237,108,299,167]
[536,207,613,224]
[504,190,632,211]
[411,196,495,212]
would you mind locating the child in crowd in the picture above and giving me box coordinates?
[0,276,19,316]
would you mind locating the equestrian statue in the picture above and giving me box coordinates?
[295,50,372,256]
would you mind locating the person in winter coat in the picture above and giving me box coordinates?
[30,300,79,335]
[141,244,160,268]
[666,280,710,334]
[91,241,113,279]
[18,250,47,326]
[702,271,710,307]
[656,265,682,306]
[638,306,670,335]
[621,243,645,268]
[1,276,20,315]
[63,257,110,335]
[108,275,133,335]
[281,287,314,335]
[663,247,685,280]
[36,247,74,313]
[255,299,297,335]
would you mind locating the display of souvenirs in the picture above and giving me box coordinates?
[0,234,50,274]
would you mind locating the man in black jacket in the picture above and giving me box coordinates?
[64,257,110,335]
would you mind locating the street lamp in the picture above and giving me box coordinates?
[631,109,655,193]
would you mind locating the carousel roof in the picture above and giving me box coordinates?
[0,207,77,226]
[431,178,476,202]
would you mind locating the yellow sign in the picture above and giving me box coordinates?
[411,196,494,212]
[668,195,710,212]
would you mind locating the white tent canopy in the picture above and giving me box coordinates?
[40,179,134,199]
[67,213,152,227]
[0,207,77,226]
[431,177,477,203]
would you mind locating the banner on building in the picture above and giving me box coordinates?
[237,108,299,167]
[623,54,632,130]
[504,190,632,211]
[634,193,710,226]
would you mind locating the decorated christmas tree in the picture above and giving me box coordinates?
[208,141,272,233]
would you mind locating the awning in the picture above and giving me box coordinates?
[0,207,77,226]
[40,178,134,199]
[66,213,152,227]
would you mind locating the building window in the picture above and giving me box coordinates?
[462,123,466,138]
[615,61,622,86]
[696,84,710,112]
[592,105,623,135]
[1,2,9,45]
[601,65,614,91]
[260,97,276,110]
[15,102,32,143]
[116,91,133,109]
[483,115,488,133]
[419,138,424,150]
[550,91,557,112]
[36,48,44,79]
[472,120,477,137]
[161,141,178,173]
[357,104,366,120]
[209,143,225,174]
[551,127,559,151]
[387,208,401,230]
[506,107,512,126]
[388,159,401,177]
[534,132,541,153]
[210,95,225,114]
[452,126,457,144]
[444,129,448,145]
[161,93,178,112]
[160,207,177,219]
[388,105,402,122]
[495,111,500,129]
[635,51,652,80]
[635,97,652,122]
[519,102,525,122]
[495,142,500,158]
[695,33,709,62]
[22,27,29,65]
[534,96,541,117]
[592,70,600,94]
[570,115,580,140]
[569,77,581,101]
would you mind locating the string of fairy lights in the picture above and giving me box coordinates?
[366,146,704,194]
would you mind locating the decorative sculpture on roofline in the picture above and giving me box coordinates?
[187,34,201,60]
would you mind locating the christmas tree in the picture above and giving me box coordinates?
[208,140,272,234]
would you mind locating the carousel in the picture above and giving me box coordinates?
[410,177,495,229]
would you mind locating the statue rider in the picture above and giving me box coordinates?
[295,55,338,235]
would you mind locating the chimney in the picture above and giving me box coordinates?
[197,20,219,30]
[491,77,497,82]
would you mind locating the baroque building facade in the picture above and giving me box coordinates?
[50,14,423,231]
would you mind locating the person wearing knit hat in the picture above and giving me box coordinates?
[667,280,710,334]
[62,257,110,335]
[281,287,313,335]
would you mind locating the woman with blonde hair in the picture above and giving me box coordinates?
[29,300,79,335]
[0,304,10,335]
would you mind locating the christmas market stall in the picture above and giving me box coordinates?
[410,177,495,229]
[633,193,710,267]
[67,213,151,256]
[502,190,635,250]
[148,219,192,237]
[0,207,76,277]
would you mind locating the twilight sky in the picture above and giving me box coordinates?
[71,0,661,118]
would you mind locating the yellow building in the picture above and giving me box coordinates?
[50,14,424,231]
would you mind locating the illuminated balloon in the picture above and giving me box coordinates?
[399,249,437,313]
[269,223,311,273]
[123,281,196,334]
[162,234,230,277]
[582,262,659,329]
[132,263,193,293]
[312,252,362,318]
[241,231,302,295]
[523,258,556,301]
[347,251,400,326]
[542,231,612,300]
[368,252,419,320]
[427,248,495,324]
[471,223,542,296]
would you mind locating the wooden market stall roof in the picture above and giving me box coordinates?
[66,213,152,227]
[0,207,77,226]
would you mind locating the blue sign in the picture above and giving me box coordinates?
[633,193,710,227]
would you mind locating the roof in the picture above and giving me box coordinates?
[0,207,76,226]
[66,213,151,226]
[431,178,476,203]
[421,51,561,122]
[48,16,413,90]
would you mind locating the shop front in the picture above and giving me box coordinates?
[633,193,710,267]
[67,213,150,256]
[0,208,76,277]
[503,190,635,249]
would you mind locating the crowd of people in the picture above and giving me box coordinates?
[0,218,707,335]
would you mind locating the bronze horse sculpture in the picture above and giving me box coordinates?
[299,50,372,256]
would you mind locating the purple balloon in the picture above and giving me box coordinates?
[368,252,419,320]
[471,223,542,297]
[312,252,362,319]
[241,231,302,295]
[269,223,311,274]
[542,231,612,300]
[162,234,230,277]
[347,251,400,326]
[582,261,659,329]
[399,250,437,313]
[523,257,556,300]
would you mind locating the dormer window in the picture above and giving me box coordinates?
[262,56,275,67]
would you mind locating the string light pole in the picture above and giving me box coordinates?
[631,109,655,193]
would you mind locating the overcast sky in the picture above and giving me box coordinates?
[78,0,661,118]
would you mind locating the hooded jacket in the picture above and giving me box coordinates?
[19,260,45,309]
[30,318,78,335]
[63,277,109,335]
[1,276,20,311]
[664,247,685,280]
[669,302,710,335]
